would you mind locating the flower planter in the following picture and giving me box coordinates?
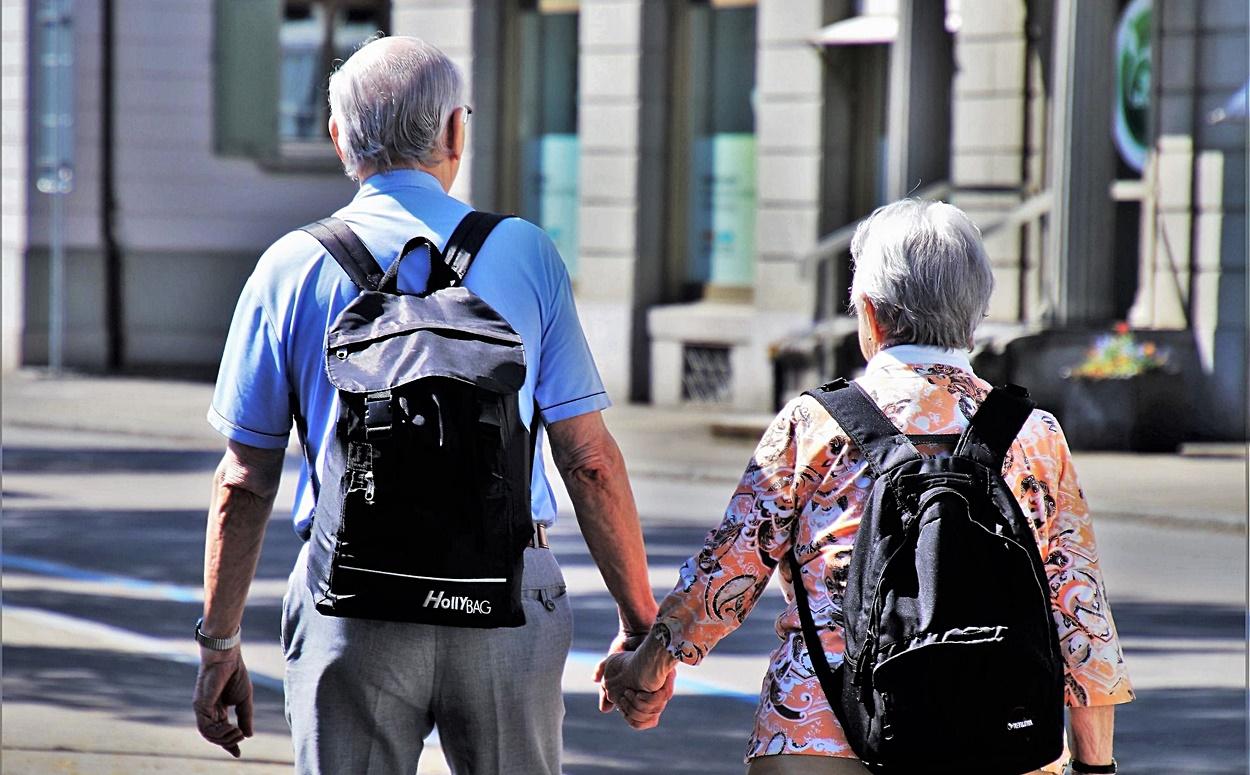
[1060,371,1186,452]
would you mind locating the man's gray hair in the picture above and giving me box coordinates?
[328,36,465,180]
[849,199,995,350]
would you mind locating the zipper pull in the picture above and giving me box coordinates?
[855,634,876,702]
[363,471,375,504]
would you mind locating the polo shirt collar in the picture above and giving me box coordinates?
[865,344,974,375]
[356,169,444,198]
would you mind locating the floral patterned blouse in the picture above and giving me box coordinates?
[654,345,1135,767]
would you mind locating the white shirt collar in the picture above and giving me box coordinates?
[865,344,973,374]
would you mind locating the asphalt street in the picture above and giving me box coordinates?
[1,378,1247,774]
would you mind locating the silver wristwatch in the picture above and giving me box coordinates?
[194,617,241,651]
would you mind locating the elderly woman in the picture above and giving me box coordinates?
[601,200,1134,775]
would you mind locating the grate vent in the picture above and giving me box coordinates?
[681,345,732,403]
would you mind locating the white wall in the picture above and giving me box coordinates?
[1,0,26,370]
[23,0,362,367]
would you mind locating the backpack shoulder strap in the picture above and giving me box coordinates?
[954,384,1036,471]
[300,217,386,292]
[803,378,921,479]
[428,211,514,291]
[785,550,846,723]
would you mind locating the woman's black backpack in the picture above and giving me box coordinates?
[788,379,1065,774]
[294,212,535,629]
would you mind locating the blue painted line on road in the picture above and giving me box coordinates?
[566,649,759,704]
[1,553,201,603]
[3,553,761,704]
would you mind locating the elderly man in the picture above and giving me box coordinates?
[192,36,665,774]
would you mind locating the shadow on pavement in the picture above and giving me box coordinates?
[1116,687,1248,775]
[3,588,283,644]
[3,507,304,587]
[1111,599,1246,641]
[2,447,226,475]
[563,693,758,774]
[2,645,288,736]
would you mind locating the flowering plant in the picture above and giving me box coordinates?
[1067,322,1169,379]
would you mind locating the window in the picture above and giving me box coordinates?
[280,1,386,144]
[214,0,388,164]
[681,344,733,403]
[667,0,758,301]
[515,3,580,275]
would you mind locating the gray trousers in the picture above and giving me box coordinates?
[282,542,573,775]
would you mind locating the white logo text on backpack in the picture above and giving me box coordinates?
[423,589,493,615]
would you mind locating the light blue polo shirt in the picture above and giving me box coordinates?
[209,169,610,535]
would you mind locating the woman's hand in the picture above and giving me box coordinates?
[597,650,676,730]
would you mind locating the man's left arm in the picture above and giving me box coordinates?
[193,440,285,758]
[548,411,656,639]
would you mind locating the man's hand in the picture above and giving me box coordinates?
[593,628,648,713]
[193,647,254,757]
[598,651,675,730]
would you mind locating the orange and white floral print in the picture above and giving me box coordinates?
[653,345,1134,768]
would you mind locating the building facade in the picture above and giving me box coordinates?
[3,0,1246,437]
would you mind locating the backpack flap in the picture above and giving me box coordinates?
[325,287,526,395]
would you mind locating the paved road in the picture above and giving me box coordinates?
[2,417,1247,774]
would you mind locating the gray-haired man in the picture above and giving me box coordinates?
[192,36,669,774]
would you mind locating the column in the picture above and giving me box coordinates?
[1046,0,1118,326]
[886,0,952,202]
[747,0,826,408]
[392,0,477,204]
[949,0,1031,322]
[577,0,665,401]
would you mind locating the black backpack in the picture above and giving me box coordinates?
[294,211,535,629]
[788,378,1065,774]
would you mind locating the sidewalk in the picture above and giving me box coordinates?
[3,370,1245,532]
[4,370,1245,532]
[3,370,1247,774]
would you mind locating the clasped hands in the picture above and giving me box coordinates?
[593,629,677,730]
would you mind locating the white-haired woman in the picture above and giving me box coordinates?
[601,200,1134,775]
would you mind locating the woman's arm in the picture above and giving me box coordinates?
[649,399,808,667]
[1068,705,1116,767]
[1042,420,1133,763]
[599,398,827,726]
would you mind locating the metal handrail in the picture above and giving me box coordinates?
[801,180,953,274]
[770,183,1060,406]
[980,190,1051,238]
[780,183,1053,350]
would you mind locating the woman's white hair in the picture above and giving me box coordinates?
[849,199,995,350]
[327,36,464,180]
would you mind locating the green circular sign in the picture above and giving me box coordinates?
[1114,0,1152,172]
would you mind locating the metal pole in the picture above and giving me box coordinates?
[47,0,65,374]
[49,189,65,373]
[38,0,73,373]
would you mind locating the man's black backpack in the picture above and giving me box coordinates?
[787,378,1065,774]
[295,212,535,629]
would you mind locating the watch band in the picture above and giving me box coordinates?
[1071,758,1117,774]
[195,617,241,651]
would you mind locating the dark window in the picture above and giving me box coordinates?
[280,0,387,143]
[667,1,758,301]
[213,0,388,163]
[682,344,733,403]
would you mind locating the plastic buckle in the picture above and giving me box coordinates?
[364,391,393,440]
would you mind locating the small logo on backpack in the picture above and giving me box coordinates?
[423,589,493,615]
[1007,719,1035,731]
